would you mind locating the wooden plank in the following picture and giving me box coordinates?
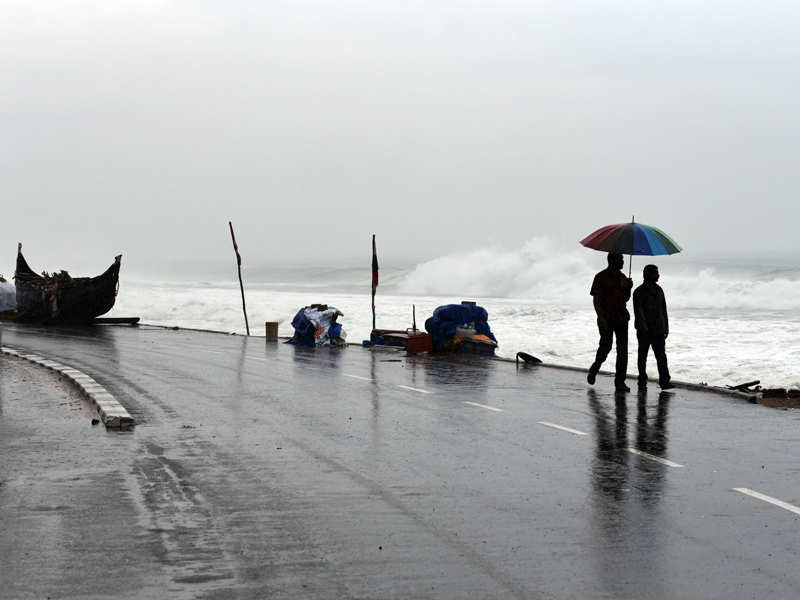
[93,317,140,325]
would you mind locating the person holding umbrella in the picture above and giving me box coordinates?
[580,219,682,392]
[587,252,633,392]
[633,264,673,389]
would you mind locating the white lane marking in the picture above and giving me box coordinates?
[733,488,800,516]
[625,448,684,468]
[344,373,372,382]
[398,385,432,394]
[538,421,587,436]
[463,401,503,413]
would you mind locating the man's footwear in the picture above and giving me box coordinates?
[660,381,675,390]
[615,383,631,392]
[587,371,596,385]
[637,378,648,388]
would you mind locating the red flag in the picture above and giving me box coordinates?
[371,234,379,292]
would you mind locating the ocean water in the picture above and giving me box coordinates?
[105,238,800,389]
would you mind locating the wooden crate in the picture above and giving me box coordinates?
[406,332,433,354]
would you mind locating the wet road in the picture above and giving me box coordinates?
[1,323,799,599]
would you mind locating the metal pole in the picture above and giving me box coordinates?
[229,221,250,336]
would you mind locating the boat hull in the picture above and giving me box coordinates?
[14,250,122,324]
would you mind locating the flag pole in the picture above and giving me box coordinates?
[229,221,250,336]
[371,234,378,331]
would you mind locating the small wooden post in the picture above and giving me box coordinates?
[265,321,278,342]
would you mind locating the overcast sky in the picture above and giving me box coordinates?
[2,1,798,277]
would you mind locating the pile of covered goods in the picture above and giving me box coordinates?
[424,303,498,355]
[0,276,15,312]
[286,304,347,347]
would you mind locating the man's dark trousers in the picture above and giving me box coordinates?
[637,331,670,385]
[589,320,628,386]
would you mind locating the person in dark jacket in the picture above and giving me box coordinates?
[633,264,673,389]
[587,252,633,392]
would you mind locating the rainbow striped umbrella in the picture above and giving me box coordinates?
[580,221,682,256]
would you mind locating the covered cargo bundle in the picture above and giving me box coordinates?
[0,277,15,312]
[286,304,347,347]
[424,304,497,354]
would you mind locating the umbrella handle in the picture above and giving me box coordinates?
[629,215,634,278]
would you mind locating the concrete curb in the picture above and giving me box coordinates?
[360,343,758,401]
[84,324,759,403]
[1,346,135,429]
[492,355,760,402]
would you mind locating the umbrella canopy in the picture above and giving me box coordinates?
[580,222,682,256]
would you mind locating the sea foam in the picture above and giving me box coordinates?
[398,237,800,311]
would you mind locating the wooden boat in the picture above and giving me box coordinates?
[13,243,122,324]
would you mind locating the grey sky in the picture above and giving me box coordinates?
[2,1,798,277]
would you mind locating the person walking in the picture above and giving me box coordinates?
[633,264,673,389]
[588,252,633,392]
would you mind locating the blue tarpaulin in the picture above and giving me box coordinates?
[424,304,496,351]
[286,307,344,347]
[286,308,316,346]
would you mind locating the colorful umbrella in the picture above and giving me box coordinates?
[580,219,682,275]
